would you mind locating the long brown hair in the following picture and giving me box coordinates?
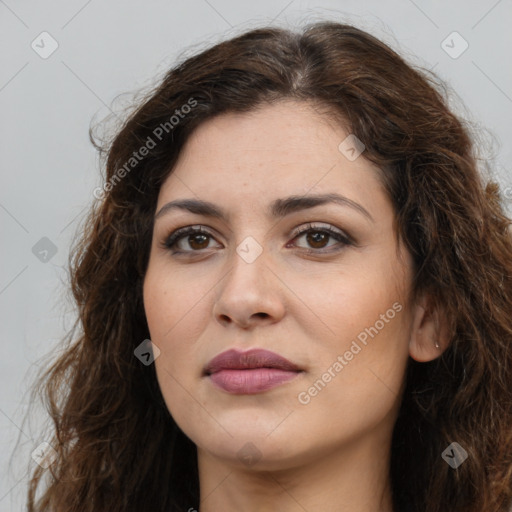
[25,22,512,512]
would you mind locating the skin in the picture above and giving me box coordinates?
[143,99,448,511]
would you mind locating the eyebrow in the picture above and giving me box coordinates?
[154,193,374,223]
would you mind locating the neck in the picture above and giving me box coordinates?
[196,431,395,512]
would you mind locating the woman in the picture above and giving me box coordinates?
[26,21,512,512]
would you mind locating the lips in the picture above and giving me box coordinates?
[204,348,301,375]
[204,348,303,394]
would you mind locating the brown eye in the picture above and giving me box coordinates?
[186,233,210,250]
[163,226,218,252]
[290,223,352,253]
[304,231,330,249]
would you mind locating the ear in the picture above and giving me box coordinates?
[409,292,450,362]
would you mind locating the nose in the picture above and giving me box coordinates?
[212,244,286,329]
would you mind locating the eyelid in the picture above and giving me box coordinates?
[291,222,351,240]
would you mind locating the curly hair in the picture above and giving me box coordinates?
[24,21,512,512]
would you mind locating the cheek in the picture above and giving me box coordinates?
[296,318,409,445]
[294,263,406,350]
[143,263,212,342]
[143,270,202,431]
[295,272,409,422]
[143,265,211,399]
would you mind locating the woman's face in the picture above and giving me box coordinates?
[143,100,417,471]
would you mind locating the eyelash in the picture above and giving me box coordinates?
[161,223,353,256]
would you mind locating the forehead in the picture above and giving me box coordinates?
[158,100,385,202]
[181,100,346,163]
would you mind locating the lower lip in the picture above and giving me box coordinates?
[208,368,302,394]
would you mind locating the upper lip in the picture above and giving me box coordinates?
[204,348,302,375]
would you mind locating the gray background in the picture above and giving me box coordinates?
[1,0,511,510]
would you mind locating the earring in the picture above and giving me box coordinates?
[434,341,440,349]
